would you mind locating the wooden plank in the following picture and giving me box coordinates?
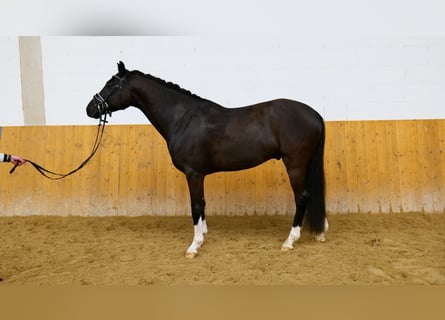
[397,120,422,213]
[244,168,256,216]
[260,164,271,215]
[16,126,42,215]
[384,121,401,213]
[138,126,153,214]
[344,121,360,213]
[416,120,432,213]
[323,122,338,213]
[0,127,16,214]
[438,120,445,213]
[427,120,442,213]
[264,160,282,215]
[155,127,166,215]
[335,121,348,213]
[373,121,388,213]
[206,172,226,216]
[125,125,141,215]
[109,126,121,215]
[80,125,97,213]
[225,171,241,216]
[98,124,114,215]
[429,120,443,213]
[49,126,67,214]
[417,120,442,213]
[240,168,255,215]
[174,167,188,216]
[138,126,155,215]
[116,125,129,215]
[62,126,75,213]
[69,126,83,214]
[1,121,444,217]
[365,121,382,214]
[254,161,267,215]
[278,161,294,216]
[353,121,370,213]
[406,120,422,213]
[261,160,276,215]
[396,121,409,213]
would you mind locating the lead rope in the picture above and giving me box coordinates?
[10,113,109,180]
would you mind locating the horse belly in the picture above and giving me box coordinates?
[211,138,279,172]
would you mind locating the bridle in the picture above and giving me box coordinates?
[10,74,127,179]
[93,74,127,118]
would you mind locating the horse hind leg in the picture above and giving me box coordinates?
[281,189,310,251]
[281,182,329,249]
[201,199,208,234]
[315,218,329,242]
[281,161,310,251]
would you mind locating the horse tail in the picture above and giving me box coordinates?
[304,119,326,234]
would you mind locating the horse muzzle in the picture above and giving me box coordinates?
[86,101,100,119]
[86,93,111,119]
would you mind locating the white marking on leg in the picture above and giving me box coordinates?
[281,226,301,251]
[186,221,205,257]
[201,219,208,234]
[315,232,326,242]
[315,218,329,242]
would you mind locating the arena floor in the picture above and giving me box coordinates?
[0,213,444,285]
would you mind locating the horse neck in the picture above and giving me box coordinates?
[130,75,191,142]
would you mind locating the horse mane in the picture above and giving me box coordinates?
[135,71,207,102]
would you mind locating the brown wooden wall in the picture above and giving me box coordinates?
[0,120,443,216]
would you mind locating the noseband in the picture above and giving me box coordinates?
[93,74,127,118]
[93,92,111,117]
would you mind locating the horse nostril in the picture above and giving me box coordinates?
[86,104,99,118]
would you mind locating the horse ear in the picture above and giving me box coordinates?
[117,61,127,76]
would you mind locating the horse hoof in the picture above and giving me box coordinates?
[281,245,293,252]
[315,234,326,242]
[185,252,198,259]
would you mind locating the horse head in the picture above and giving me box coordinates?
[86,61,133,119]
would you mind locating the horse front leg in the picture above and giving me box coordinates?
[185,172,207,258]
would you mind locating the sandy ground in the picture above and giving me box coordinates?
[0,213,444,285]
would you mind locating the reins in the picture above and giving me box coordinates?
[9,72,127,179]
[10,109,109,180]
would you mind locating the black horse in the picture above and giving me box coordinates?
[86,61,328,258]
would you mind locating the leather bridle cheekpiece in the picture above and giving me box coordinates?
[93,74,127,117]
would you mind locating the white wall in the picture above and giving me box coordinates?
[42,36,445,125]
[2,36,445,125]
[2,1,445,37]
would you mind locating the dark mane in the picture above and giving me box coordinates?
[138,71,207,102]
